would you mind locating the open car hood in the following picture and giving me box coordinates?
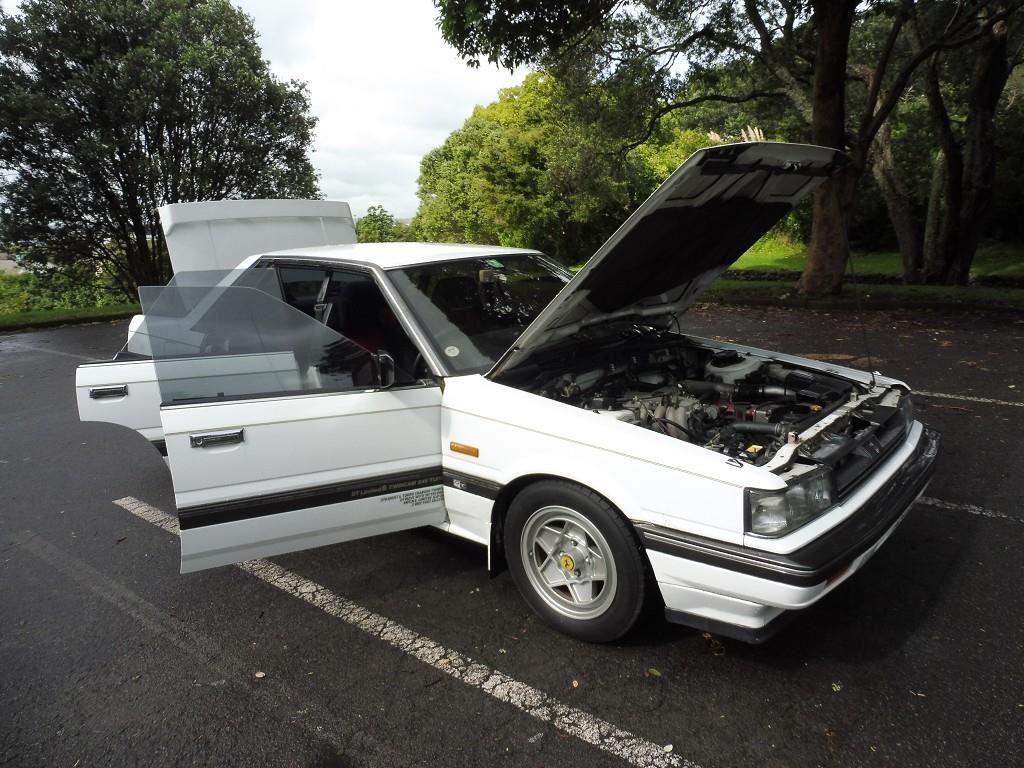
[158,199,356,275]
[489,142,845,378]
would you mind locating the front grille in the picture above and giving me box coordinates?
[804,398,910,497]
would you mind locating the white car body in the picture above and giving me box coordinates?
[77,143,938,643]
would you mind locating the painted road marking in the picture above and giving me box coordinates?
[0,339,96,361]
[14,531,410,765]
[917,390,1024,409]
[113,496,691,768]
[916,496,1018,523]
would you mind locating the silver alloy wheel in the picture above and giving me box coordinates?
[519,505,617,620]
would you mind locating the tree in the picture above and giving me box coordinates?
[413,72,683,264]
[912,6,1023,284]
[356,205,411,242]
[434,0,1022,293]
[851,4,1024,284]
[0,0,319,295]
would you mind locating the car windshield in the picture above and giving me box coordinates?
[388,254,570,374]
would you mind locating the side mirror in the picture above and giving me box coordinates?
[372,351,396,390]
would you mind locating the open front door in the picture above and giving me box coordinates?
[138,275,444,572]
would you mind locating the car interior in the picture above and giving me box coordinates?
[274,264,423,383]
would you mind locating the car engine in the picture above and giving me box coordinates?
[523,341,857,466]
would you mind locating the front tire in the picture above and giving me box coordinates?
[504,480,649,642]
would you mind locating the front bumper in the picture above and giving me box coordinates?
[638,424,940,643]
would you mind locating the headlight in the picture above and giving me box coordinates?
[898,391,914,425]
[746,467,836,537]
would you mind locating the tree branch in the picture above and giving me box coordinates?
[620,89,786,152]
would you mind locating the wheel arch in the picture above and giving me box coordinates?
[486,472,643,576]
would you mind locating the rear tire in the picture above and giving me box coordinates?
[504,480,648,642]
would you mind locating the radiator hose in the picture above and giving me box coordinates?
[681,380,798,401]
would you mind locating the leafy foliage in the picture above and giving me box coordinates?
[434,0,1024,291]
[0,0,320,296]
[0,264,126,315]
[356,205,412,243]
[413,72,722,264]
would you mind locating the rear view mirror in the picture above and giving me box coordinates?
[372,351,396,390]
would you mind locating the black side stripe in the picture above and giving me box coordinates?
[178,467,443,530]
[442,470,502,501]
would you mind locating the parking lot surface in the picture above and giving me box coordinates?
[2,306,1021,768]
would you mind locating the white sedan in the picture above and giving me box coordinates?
[77,142,939,643]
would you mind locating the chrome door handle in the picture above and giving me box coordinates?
[189,429,244,448]
[89,385,128,399]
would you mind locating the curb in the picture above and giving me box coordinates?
[724,268,1024,289]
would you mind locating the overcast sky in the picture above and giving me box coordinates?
[1,0,524,219]
[231,1,525,219]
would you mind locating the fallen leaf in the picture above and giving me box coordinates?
[663,744,674,753]
[701,632,725,655]
[831,681,842,692]
[910,690,926,697]
[254,671,266,679]
[571,679,579,689]
[647,667,662,678]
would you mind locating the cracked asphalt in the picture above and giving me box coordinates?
[1,305,1022,768]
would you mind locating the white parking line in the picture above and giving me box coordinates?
[112,497,691,768]
[916,496,1017,523]
[0,339,95,361]
[917,390,1024,408]
[14,531,411,765]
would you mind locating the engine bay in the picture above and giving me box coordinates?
[516,337,860,466]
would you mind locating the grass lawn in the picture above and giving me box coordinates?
[734,237,1024,279]
[0,302,140,331]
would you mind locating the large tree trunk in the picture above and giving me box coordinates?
[871,118,924,282]
[922,152,945,269]
[921,20,1011,284]
[920,50,965,284]
[798,0,858,296]
[950,20,1010,284]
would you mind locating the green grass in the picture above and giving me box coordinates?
[733,237,1024,278]
[699,280,1024,311]
[0,302,140,330]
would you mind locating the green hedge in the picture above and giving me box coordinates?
[0,265,132,316]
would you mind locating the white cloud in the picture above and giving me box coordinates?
[1,0,525,218]
[231,0,525,218]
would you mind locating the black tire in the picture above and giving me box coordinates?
[503,479,649,643]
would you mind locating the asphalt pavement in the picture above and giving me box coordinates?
[1,306,1022,768]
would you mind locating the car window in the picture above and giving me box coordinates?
[278,266,328,317]
[324,270,423,381]
[126,270,414,405]
[388,254,570,374]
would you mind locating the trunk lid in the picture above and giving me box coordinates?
[489,142,845,378]
[158,199,356,275]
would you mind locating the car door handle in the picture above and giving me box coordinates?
[189,429,244,449]
[89,385,128,399]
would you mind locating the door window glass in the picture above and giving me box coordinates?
[126,270,411,404]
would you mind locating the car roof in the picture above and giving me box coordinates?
[262,242,543,270]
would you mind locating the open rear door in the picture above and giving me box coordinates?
[76,359,164,447]
[137,276,444,572]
